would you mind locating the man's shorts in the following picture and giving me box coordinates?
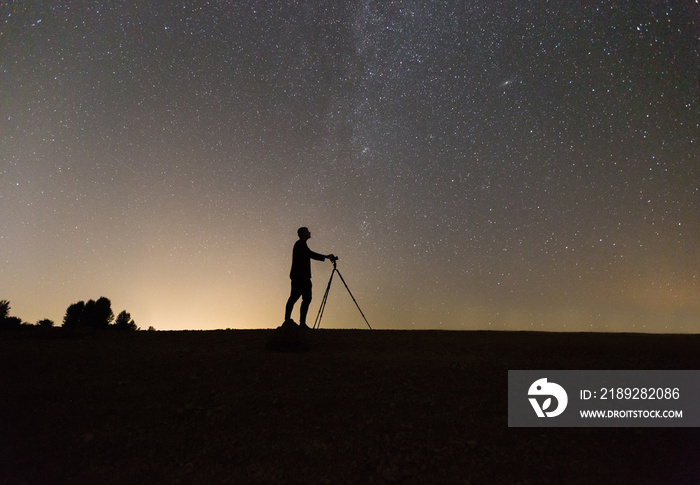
[290,278,312,301]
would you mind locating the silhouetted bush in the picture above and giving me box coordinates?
[1,316,23,330]
[63,297,114,329]
[37,319,54,328]
[114,311,138,331]
[0,300,25,330]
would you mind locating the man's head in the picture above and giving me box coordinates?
[297,227,311,240]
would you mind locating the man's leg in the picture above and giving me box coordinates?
[285,281,302,322]
[298,280,313,326]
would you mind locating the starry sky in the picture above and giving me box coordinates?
[2,1,698,332]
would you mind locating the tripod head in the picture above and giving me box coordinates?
[329,254,339,267]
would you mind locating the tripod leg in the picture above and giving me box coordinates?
[313,269,335,329]
[335,269,372,330]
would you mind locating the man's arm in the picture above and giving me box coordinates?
[308,248,336,262]
[308,250,325,262]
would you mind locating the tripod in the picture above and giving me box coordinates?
[313,259,372,330]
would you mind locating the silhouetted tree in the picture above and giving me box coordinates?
[62,297,114,329]
[85,297,114,329]
[63,301,86,328]
[0,300,9,321]
[37,319,54,328]
[114,310,138,331]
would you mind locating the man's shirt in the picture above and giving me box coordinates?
[289,239,325,280]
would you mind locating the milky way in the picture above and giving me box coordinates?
[2,1,698,331]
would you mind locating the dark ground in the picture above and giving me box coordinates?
[1,329,699,484]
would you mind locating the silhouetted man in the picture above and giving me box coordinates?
[284,227,336,329]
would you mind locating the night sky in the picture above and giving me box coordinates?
[2,1,698,331]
